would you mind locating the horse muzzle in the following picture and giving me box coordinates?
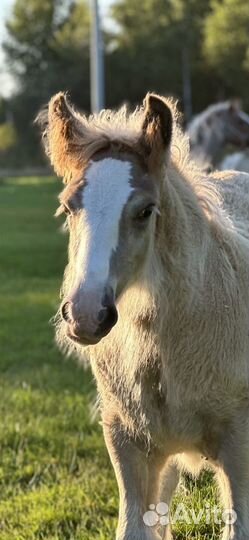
[60,285,118,345]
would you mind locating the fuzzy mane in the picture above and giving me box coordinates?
[37,92,180,180]
[37,92,223,223]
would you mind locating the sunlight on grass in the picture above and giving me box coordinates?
[4,176,55,186]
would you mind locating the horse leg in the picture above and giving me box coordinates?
[215,466,236,540]
[216,417,249,540]
[147,453,167,506]
[102,412,164,540]
[160,459,180,540]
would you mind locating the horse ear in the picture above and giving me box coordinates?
[229,99,241,113]
[36,92,85,182]
[140,93,173,164]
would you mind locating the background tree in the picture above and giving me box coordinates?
[204,0,249,107]
[106,0,215,117]
[2,0,249,168]
[2,0,90,165]
[0,122,17,153]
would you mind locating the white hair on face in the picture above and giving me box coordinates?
[76,158,133,288]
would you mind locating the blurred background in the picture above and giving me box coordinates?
[0,0,249,170]
[0,2,249,539]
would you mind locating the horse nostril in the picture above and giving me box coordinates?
[97,305,118,335]
[61,301,73,323]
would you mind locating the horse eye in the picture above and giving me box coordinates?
[136,204,155,221]
[63,204,71,216]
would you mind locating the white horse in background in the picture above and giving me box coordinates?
[220,150,249,173]
[188,101,249,168]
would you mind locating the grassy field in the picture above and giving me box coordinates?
[0,176,220,539]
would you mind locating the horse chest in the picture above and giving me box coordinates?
[94,352,225,452]
[92,347,167,440]
[91,320,246,451]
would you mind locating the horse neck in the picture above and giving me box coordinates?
[148,165,212,303]
[203,122,225,164]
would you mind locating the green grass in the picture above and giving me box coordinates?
[0,176,220,539]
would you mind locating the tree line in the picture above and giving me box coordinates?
[0,0,249,167]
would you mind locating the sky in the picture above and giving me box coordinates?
[0,0,15,96]
[0,0,114,98]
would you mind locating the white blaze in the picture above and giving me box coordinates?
[76,158,133,287]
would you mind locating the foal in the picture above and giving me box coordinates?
[38,92,249,540]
